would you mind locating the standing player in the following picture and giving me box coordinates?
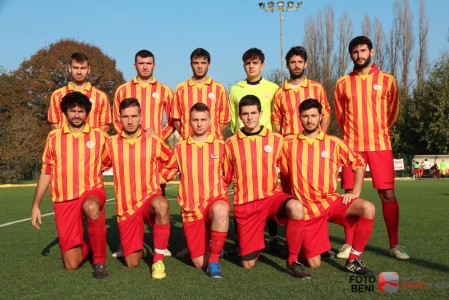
[105,98,171,279]
[31,92,109,279]
[224,95,310,279]
[439,159,447,178]
[334,36,410,260]
[171,48,230,140]
[48,52,111,132]
[161,103,229,279]
[228,48,281,255]
[281,99,376,275]
[113,50,174,140]
[271,46,331,137]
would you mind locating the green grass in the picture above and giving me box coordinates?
[0,180,448,299]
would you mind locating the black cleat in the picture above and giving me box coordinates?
[287,261,311,280]
[345,258,374,276]
[93,263,109,279]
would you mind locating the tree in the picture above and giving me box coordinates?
[0,39,125,183]
[395,0,414,90]
[415,0,429,90]
[394,53,449,155]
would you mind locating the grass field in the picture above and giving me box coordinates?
[0,180,448,299]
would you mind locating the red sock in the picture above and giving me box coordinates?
[286,219,305,265]
[87,213,106,264]
[343,220,355,245]
[153,223,170,263]
[382,201,399,247]
[209,230,228,263]
[348,217,374,262]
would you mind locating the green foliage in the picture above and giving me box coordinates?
[394,52,449,155]
[0,39,125,183]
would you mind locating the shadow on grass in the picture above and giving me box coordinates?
[329,235,449,273]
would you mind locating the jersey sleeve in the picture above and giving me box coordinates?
[271,88,283,125]
[113,87,123,132]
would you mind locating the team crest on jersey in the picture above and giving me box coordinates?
[321,150,329,158]
[210,154,219,159]
[264,92,271,99]
[373,84,382,91]
[264,145,272,153]
[208,93,216,100]
[89,98,95,103]
[152,92,160,98]
[86,141,95,149]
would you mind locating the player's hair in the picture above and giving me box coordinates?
[242,48,265,63]
[70,52,89,65]
[189,102,210,115]
[119,98,141,114]
[239,95,261,113]
[135,49,155,63]
[348,36,373,53]
[285,46,307,63]
[61,92,92,116]
[299,98,322,115]
[190,48,211,63]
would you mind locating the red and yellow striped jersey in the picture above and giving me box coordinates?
[113,77,174,139]
[161,135,228,222]
[41,124,108,203]
[334,64,399,151]
[280,131,365,220]
[272,77,330,136]
[171,77,230,140]
[224,127,283,205]
[48,82,111,129]
[105,129,171,222]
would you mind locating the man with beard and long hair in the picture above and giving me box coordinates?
[334,36,410,260]
[271,46,331,138]
[105,98,172,279]
[171,48,230,140]
[280,98,376,275]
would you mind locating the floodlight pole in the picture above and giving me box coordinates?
[259,2,303,83]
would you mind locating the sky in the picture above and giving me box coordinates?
[0,0,448,90]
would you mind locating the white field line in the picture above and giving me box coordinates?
[1,186,235,228]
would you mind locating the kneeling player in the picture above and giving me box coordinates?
[106,98,171,279]
[281,98,375,275]
[224,95,309,279]
[162,103,229,279]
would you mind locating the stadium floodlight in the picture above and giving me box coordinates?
[257,1,304,82]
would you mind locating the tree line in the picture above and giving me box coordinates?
[0,0,448,183]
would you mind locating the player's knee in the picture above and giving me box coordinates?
[152,196,170,215]
[82,198,101,219]
[241,260,257,269]
[286,198,304,220]
[362,200,375,219]
[378,189,396,202]
[64,260,81,270]
[125,257,140,268]
[211,201,230,222]
[306,258,321,269]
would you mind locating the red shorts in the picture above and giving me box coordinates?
[54,188,106,253]
[341,150,395,190]
[234,191,294,256]
[118,194,160,257]
[183,197,229,259]
[301,196,358,259]
[413,169,420,175]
